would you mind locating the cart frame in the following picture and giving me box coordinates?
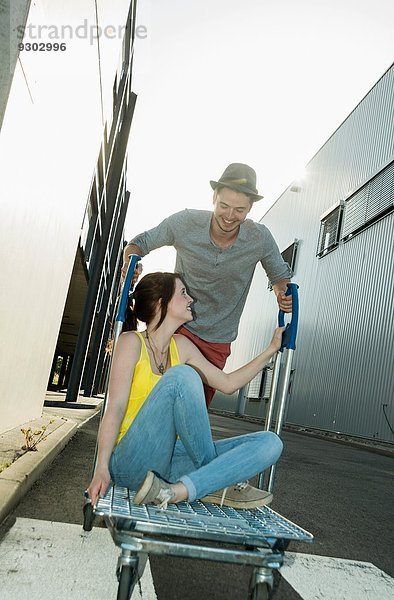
[83,255,313,600]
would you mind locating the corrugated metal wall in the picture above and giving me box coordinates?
[227,64,394,442]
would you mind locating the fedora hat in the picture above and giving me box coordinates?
[210,163,263,200]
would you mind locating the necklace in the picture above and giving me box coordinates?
[145,330,168,375]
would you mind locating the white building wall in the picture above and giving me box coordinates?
[226,65,394,441]
[0,0,131,433]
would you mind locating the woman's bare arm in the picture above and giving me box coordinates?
[175,328,283,395]
[87,331,141,505]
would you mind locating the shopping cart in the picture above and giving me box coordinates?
[83,255,313,600]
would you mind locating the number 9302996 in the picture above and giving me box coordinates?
[18,42,66,51]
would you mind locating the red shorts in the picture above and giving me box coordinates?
[177,326,231,408]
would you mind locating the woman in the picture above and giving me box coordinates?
[87,272,284,510]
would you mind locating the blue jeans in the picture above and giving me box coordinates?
[109,365,283,501]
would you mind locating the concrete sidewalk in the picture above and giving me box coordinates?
[0,391,102,524]
[1,391,392,529]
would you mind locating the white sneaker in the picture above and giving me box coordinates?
[134,471,175,510]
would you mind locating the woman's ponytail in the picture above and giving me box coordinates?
[122,299,138,332]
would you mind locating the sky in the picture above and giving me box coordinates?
[125,0,394,274]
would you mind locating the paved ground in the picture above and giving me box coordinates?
[0,392,101,523]
[0,412,393,599]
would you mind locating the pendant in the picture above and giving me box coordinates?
[158,364,165,375]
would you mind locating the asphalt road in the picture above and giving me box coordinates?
[2,412,393,599]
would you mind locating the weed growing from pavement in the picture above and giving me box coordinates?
[21,420,55,451]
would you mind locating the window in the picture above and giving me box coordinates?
[268,239,299,290]
[316,203,343,258]
[112,74,118,113]
[281,240,299,273]
[342,160,394,241]
[97,146,105,204]
[247,371,263,400]
[246,364,274,401]
[80,177,99,261]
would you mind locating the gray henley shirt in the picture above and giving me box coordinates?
[130,209,292,343]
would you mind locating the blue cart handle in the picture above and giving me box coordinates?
[278,283,299,351]
[115,254,141,323]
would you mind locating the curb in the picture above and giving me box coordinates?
[0,418,79,524]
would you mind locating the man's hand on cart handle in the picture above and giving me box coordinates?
[121,245,143,281]
[273,280,292,313]
[131,261,143,284]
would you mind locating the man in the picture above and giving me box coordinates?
[122,163,292,406]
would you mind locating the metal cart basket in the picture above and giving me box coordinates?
[83,255,313,600]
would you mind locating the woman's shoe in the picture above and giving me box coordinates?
[134,471,175,510]
[201,481,272,508]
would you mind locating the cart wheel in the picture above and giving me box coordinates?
[82,501,95,531]
[249,582,271,600]
[116,564,137,600]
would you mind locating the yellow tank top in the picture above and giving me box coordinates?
[116,331,181,444]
